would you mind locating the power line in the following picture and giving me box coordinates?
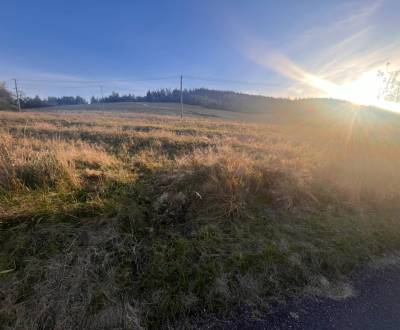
[8,74,281,109]
[10,75,179,84]
[19,84,104,89]
[184,75,278,87]
[9,75,279,87]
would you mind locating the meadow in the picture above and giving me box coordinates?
[1,105,400,329]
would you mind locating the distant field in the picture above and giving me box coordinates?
[33,101,255,121]
[29,100,338,122]
[1,107,400,329]
[34,99,400,128]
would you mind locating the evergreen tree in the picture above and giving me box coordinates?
[0,82,15,110]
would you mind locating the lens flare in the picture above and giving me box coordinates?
[248,51,400,113]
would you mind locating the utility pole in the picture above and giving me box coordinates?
[180,75,183,119]
[13,79,21,111]
[100,85,104,110]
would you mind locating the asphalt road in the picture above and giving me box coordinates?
[212,264,400,330]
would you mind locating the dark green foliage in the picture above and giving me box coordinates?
[91,87,351,114]
[0,83,15,110]
[20,95,87,108]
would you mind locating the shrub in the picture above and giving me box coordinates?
[0,83,15,111]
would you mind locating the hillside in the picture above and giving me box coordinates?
[29,87,400,127]
[18,87,357,115]
[19,87,400,140]
[1,108,400,328]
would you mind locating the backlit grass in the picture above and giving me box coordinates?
[1,109,400,329]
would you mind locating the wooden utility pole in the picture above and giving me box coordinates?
[100,85,105,110]
[13,79,21,111]
[180,75,183,119]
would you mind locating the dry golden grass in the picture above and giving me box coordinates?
[1,108,400,328]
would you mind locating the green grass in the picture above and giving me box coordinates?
[1,108,400,329]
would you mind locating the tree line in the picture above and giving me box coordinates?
[20,95,88,108]
[2,69,400,112]
[0,85,358,113]
[89,88,297,113]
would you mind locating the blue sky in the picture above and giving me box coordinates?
[1,0,399,99]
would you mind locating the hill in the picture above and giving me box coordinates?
[23,87,400,129]
[1,107,400,328]
[18,87,353,115]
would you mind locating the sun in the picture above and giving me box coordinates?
[341,71,382,105]
[247,50,400,113]
[304,66,400,113]
[334,70,400,113]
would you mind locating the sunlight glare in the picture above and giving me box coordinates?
[248,50,400,113]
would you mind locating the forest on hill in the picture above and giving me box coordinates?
[2,84,352,114]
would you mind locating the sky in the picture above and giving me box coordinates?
[1,0,399,101]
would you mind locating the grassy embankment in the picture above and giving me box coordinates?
[1,108,400,329]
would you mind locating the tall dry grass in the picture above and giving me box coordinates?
[1,109,400,328]
[0,132,122,192]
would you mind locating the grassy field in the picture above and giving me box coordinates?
[1,104,400,329]
[31,101,251,121]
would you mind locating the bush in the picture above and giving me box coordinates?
[0,83,15,110]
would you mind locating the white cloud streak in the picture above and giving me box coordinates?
[243,0,400,101]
